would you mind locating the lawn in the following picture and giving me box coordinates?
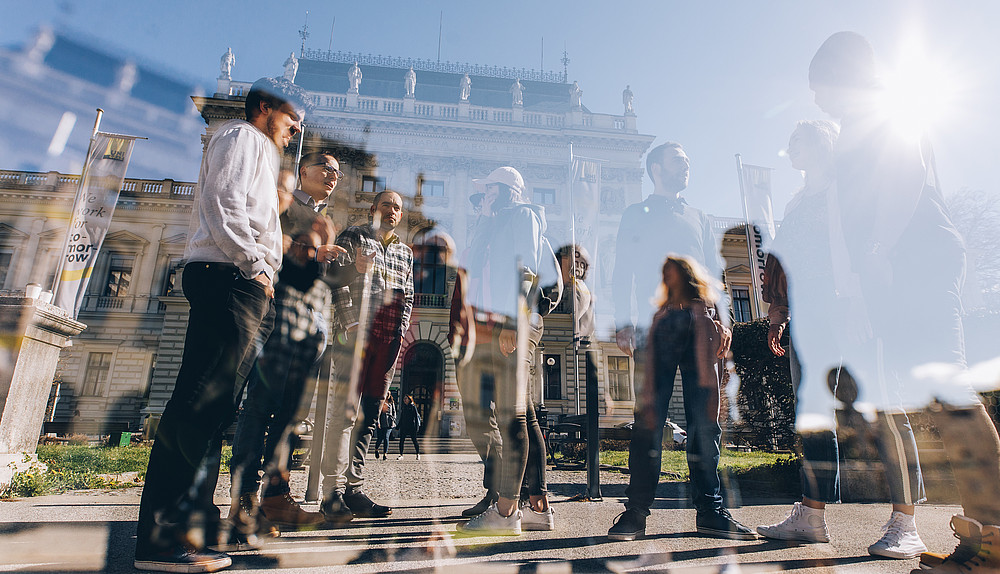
[599,449,800,483]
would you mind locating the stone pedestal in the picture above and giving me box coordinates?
[216,77,231,97]
[458,101,470,119]
[512,104,523,123]
[0,296,86,487]
[347,92,359,109]
[403,95,415,115]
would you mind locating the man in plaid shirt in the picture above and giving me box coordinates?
[321,190,413,521]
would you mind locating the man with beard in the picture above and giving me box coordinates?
[607,142,750,542]
[134,77,309,573]
[320,190,413,522]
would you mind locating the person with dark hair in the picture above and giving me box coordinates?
[227,151,345,536]
[807,32,1000,574]
[373,394,396,459]
[134,77,307,573]
[457,166,560,535]
[755,120,928,558]
[319,189,413,522]
[396,394,422,459]
[608,142,751,542]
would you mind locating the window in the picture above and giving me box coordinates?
[731,286,753,323]
[543,354,562,400]
[533,187,556,205]
[82,352,112,396]
[162,259,182,296]
[0,250,12,290]
[607,355,632,401]
[420,179,445,197]
[103,253,134,297]
[362,175,386,194]
[412,244,447,295]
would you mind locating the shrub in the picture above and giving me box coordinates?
[730,318,796,450]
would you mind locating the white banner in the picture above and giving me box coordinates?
[738,162,775,319]
[54,133,138,317]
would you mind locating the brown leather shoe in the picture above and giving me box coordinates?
[261,492,326,530]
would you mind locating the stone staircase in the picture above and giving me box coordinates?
[415,435,478,454]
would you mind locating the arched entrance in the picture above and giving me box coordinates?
[400,341,444,436]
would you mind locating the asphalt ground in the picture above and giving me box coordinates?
[0,453,962,573]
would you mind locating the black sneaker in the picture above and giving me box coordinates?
[344,489,393,518]
[696,508,757,540]
[462,491,499,517]
[134,544,232,573]
[320,493,354,526]
[608,509,647,541]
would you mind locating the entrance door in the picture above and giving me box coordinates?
[401,342,444,436]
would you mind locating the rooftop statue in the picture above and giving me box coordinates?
[219,47,235,79]
[405,67,416,97]
[348,61,362,93]
[623,84,634,114]
[283,52,298,82]
[570,80,583,108]
[510,78,523,106]
[459,73,471,101]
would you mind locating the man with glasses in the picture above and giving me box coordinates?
[227,151,346,537]
[134,77,309,573]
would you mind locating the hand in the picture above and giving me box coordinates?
[768,323,786,357]
[615,326,634,357]
[316,244,347,263]
[498,328,517,356]
[355,251,374,274]
[716,321,732,360]
[254,273,274,298]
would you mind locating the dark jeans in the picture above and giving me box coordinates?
[626,309,722,515]
[398,431,420,455]
[136,263,274,555]
[373,427,391,456]
[494,318,547,500]
[229,308,325,498]
[457,345,503,493]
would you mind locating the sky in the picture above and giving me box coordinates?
[5,0,1000,218]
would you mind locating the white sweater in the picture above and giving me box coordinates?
[183,119,282,280]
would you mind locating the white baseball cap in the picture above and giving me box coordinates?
[470,166,525,205]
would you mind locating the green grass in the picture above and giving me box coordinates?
[599,449,798,483]
[2,445,234,498]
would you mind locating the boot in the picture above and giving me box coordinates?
[260,492,326,531]
[915,520,1000,573]
[320,492,354,527]
[219,493,278,550]
[920,515,982,569]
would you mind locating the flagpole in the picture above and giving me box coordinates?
[51,108,103,299]
[735,153,762,319]
[569,142,582,416]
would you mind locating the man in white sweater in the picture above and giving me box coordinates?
[135,77,310,573]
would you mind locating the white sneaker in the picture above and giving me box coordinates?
[868,511,927,559]
[756,502,830,542]
[519,502,555,531]
[416,454,421,460]
[396,455,403,460]
[456,503,522,535]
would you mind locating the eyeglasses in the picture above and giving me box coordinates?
[311,163,344,179]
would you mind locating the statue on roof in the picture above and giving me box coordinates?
[623,84,634,114]
[510,78,524,106]
[570,80,583,108]
[459,73,471,102]
[220,47,235,80]
[348,61,362,94]
[404,67,417,97]
[283,52,299,82]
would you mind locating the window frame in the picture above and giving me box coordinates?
[606,354,633,401]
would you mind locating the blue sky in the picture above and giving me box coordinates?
[6,0,1000,217]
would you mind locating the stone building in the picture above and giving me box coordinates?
[0,42,761,437]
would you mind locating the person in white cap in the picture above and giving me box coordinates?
[457,166,561,535]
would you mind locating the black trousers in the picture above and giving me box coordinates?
[135,263,274,555]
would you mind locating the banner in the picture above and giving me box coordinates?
[736,161,775,319]
[54,132,139,317]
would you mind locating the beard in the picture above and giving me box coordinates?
[265,114,288,149]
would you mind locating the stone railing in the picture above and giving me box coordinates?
[301,49,566,83]
[0,170,195,199]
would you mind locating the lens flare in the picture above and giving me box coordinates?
[876,35,962,141]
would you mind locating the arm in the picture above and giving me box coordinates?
[400,247,414,335]
[331,228,363,330]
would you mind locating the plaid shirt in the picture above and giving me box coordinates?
[332,224,413,341]
[267,274,330,358]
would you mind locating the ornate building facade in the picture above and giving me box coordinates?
[0,43,760,437]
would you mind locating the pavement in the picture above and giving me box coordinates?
[0,453,963,573]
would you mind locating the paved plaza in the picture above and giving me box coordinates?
[0,453,965,573]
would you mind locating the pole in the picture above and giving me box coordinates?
[437,11,443,63]
[735,153,762,319]
[328,17,335,54]
[585,348,602,500]
[51,108,103,297]
[569,142,581,416]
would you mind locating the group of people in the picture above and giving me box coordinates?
[130,30,1000,574]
